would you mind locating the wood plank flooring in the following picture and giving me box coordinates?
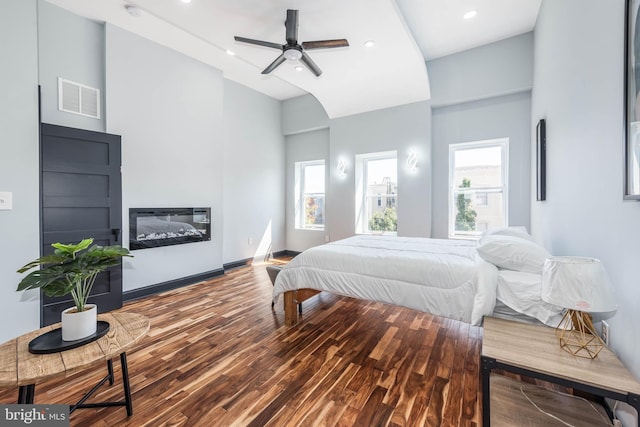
[0,259,571,426]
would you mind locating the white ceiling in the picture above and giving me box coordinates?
[396,0,542,60]
[45,0,540,119]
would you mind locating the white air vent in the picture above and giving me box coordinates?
[58,77,101,119]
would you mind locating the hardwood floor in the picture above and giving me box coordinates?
[0,260,485,426]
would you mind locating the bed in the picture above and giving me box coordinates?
[273,235,500,326]
[272,231,560,327]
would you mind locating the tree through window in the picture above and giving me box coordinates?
[355,151,397,234]
[295,160,325,229]
[449,140,508,238]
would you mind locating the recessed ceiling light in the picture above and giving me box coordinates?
[463,10,477,20]
[294,65,303,72]
[364,40,375,48]
[180,0,192,3]
[226,50,235,56]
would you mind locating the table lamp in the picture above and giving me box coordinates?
[541,256,617,359]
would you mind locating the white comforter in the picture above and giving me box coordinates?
[272,235,498,325]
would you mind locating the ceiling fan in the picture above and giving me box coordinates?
[234,9,349,77]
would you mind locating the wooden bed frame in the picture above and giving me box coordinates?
[283,289,320,326]
[267,266,320,326]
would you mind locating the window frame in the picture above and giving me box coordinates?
[355,150,398,235]
[294,159,325,230]
[448,139,509,239]
[475,191,489,207]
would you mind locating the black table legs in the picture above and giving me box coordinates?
[16,352,134,417]
[17,384,35,404]
[480,356,496,427]
[120,352,133,416]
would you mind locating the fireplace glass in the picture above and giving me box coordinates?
[129,207,211,250]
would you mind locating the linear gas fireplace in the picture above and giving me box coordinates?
[129,207,211,250]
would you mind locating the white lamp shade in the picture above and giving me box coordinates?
[541,256,617,313]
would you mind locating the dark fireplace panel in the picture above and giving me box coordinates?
[129,207,211,250]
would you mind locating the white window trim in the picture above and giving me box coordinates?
[355,150,397,235]
[448,139,509,239]
[294,160,325,231]
[475,192,489,207]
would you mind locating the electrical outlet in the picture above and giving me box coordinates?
[601,320,610,346]
[325,235,330,242]
[0,192,12,210]
[248,237,253,245]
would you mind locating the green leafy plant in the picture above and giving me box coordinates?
[455,177,477,232]
[369,207,397,232]
[17,238,132,313]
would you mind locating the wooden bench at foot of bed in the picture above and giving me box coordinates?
[284,289,320,326]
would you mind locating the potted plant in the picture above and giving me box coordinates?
[17,238,132,341]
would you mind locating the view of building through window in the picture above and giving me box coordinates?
[360,153,397,233]
[296,161,325,229]
[449,141,507,237]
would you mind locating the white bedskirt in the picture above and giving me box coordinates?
[272,235,498,325]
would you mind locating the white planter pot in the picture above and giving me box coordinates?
[61,304,97,341]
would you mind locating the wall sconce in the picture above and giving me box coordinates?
[407,151,418,173]
[337,159,347,177]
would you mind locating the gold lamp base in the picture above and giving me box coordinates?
[555,310,606,359]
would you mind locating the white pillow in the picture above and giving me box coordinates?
[480,226,535,244]
[476,234,550,273]
[496,270,563,326]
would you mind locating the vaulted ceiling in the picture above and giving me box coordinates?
[45,0,541,118]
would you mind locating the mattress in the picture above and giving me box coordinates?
[491,300,546,326]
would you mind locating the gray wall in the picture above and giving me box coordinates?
[532,1,639,421]
[428,32,534,107]
[427,33,534,238]
[285,129,330,251]
[281,34,536,247]
[0,1,291,342]
[223,80,285,263]
[329,102,432,240]
[106,24,224,290]
[281,94,329,136]
[0,0,41,343]
[431,92,532,238]
[38,0,105,132]
[282,97,432,247]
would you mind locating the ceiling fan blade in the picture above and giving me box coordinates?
[285,9,299,44]
[300,52,322,77]
[302,39,350,50]
[234,36,283,50]
[262,54,287,74]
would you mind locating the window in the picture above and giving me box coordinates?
[449,140,508,238]
[295,160,325,229]
[475,192,488,207]
[355,151,397,234]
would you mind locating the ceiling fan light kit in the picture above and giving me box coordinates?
[234,9,349,77]
[283,48,302,61]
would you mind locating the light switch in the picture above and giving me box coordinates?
[0,192,13,210]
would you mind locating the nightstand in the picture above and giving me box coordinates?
[481,316,640,426]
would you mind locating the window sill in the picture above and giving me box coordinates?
[356,231,398,236]
[448,235,480,241]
